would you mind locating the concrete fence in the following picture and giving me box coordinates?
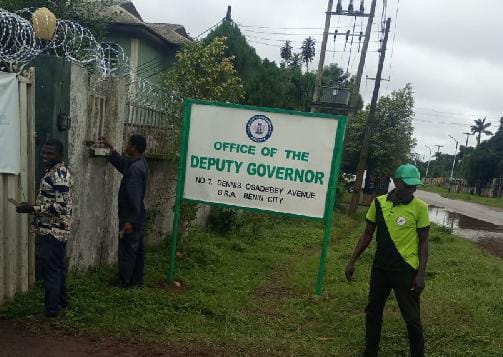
[1,59,207,304]
[424,177,503,198]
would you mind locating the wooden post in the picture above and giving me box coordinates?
[312,0,334,111]
[349,18,392,213]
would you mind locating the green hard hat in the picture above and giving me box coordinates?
[394,164,423,186]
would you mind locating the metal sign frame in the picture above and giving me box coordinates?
[169,99,347,294]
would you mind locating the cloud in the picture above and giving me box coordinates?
[133,0,502,157]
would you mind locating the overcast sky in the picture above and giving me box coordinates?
[135,0,503,159]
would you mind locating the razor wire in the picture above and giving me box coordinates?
[0,7,126,76]
[0,7,173,111]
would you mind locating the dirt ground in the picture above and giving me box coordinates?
[0,320,210,357]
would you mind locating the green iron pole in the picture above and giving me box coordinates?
[315,115,347,295]
[168,100,192,283]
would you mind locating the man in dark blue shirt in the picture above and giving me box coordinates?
[100,135,148,287]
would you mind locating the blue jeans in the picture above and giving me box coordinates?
[38,235,68,316]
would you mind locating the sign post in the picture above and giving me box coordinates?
[169,99,347,294]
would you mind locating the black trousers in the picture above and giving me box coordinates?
[38,235,68,316]
[364,268,424,357]
[118,228,145,286]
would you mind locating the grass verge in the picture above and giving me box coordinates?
[420,184,503,210]
[1,211,502,356]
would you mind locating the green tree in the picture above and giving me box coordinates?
[204,21,262,97]
[460,116,503,184]
[428,153,457,178]
[470,117,493,148]
[164,37,244,104]
[462,148,497,187]
[300,37,316,71]
[202,22,353,112]
[321,63,349,86]
[164,36,245,228]
[289,53,302,69]
[280,40,293,65]
[343,84,416,176]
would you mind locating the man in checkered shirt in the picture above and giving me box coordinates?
[16,138,73,317]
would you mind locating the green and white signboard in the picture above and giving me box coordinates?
[170,99,347,294]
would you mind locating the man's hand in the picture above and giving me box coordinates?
[16,202,34,214]
[123,222,134,235]
[345,262,355,282]
[98,136,114,150]
[411,272,425,294]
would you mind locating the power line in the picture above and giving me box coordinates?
[415,108,494,120]
[195,20,222,39]
[327,48,380,53]
[237,23,365,30]
[246,33,381,44]
[247,38,379,52]
[241,28,383,37]
[246,38,382,52]
[412,117,499,127]
[416,107,467,115]
[247,39,286,48]
[243,29,325,36]
[385,0,400,92]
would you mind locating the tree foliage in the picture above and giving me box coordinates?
[203,22,353,112]
[204,20,262,94]
[300,37,316,71]
[461,117,503,184]
[462,148,498,185]
[343,84,416,176]
[164,37,244,103]
[280,40,293,65]
[470,117,493,148]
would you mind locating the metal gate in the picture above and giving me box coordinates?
[0,71,36,304]
[124,102,178,159]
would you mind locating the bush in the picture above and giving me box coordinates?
[208,207,237,235]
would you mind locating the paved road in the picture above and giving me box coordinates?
[415,190,503,226]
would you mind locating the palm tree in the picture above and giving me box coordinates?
[470,117,493,147]
[280,40,293,65]
[289,53,302,69]
[300,37,316,71]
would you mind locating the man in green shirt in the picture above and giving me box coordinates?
[345,164,430,357]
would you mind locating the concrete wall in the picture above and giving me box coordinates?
[144,158,210,244]
[143,159,177,243]
[67,64,126,269]
[36,62,207,270]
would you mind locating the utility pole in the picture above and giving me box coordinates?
[430,144,442,179]
[349,17,391,213]
[312,0,334,112]
[448,135,459,179]
[312,0,377,112]
[225,5,232,21]
[425,144,432,178]
[463,132,473,147]
[349,0,377,110]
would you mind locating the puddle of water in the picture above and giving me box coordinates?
[428,206,503,258]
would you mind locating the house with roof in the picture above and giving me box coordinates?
[101,1,191,84]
